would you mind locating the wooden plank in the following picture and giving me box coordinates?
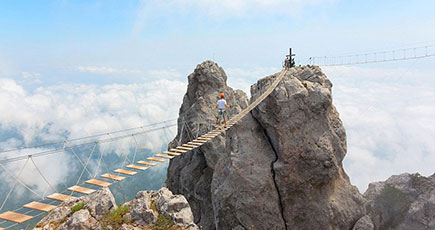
[0,211,33,223]
[101,173,126,181]
[85,179,112,187]
[47,193,74,202]
[147,157,166,162]
[170,148,187,153]
[156,154,174,159]
[166,152,181,156]
[67,185,96,195]
[182,144,197,148]
[188,142,203,146]
[23,201,57,212]
[192,140,207,143]
[197,137,211,140]
[114,169,137,176]
[177,146,193,151]
[164,151,180,156]
[137,160,157,166]
[126,164,148,171]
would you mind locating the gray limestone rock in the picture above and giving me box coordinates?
[365,173,435,230]
[250,66,365,230]
[129,190,157,226]
[85,187,117,220]
[353,215,374,230]
[167,62,365,230]
[167,60,249,229]
[59,209,96,230]
[35,187,198,230]
[35,196,89,228]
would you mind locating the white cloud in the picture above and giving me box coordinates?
[1,63,434,200]
[323,65,435,192]
[76,66,142,75]
[21,72,42,84]
[0,77,186,196]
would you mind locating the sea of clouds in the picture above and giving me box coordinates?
[0,64,434,196]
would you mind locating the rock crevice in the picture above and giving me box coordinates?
[251,110,288,230]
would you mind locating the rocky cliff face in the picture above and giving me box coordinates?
[34,187,198,230]
[358,173,435,230]
[167,61,366,230]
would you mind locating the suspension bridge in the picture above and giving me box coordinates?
[0,43,434,229]
[308,44,435,66]
[0,67,289,229]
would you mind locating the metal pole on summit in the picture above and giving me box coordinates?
[288,48,296,68]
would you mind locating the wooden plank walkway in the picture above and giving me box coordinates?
[0,211,33,223]
[164,151,180,156]
[67,185,96,195]
[23,202,56,212]
[85,179,112,187]
[147,157,165,162]
[155,154,174,159]
[47,193,74,202]
[101,173,125,181]
[114,169,137,176]
[126,164,148,171]
[137,160,157,166]
[170,148,186,153]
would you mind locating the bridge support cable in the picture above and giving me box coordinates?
[0,158,30,212]
[93,134,110,179]
[120,135,136,169]
[57,141,69,190]
[178,117,185,146]
[183,120,196,143]
[29,156,58,194]
[73,143,97,189]
[131,135,139,164]
[0,157,44,200]
[70,146,93,180]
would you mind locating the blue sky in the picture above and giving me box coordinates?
[1,0,434,85]
[0,0,435,192]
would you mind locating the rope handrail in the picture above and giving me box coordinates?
[0,122,177,164]
[0,119,177,155]
[309,44,435,66]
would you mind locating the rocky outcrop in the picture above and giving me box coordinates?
[359,173,435,230]
[34,187,198,230]
[167,61,366,230]
[167,60,250,229]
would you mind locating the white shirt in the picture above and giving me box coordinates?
[217,99,227,109]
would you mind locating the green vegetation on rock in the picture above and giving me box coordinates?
[71,202,84,214]
[101,204,129,230]
[152,214,173,230]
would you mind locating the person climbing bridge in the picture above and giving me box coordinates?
[216,93,228,129]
